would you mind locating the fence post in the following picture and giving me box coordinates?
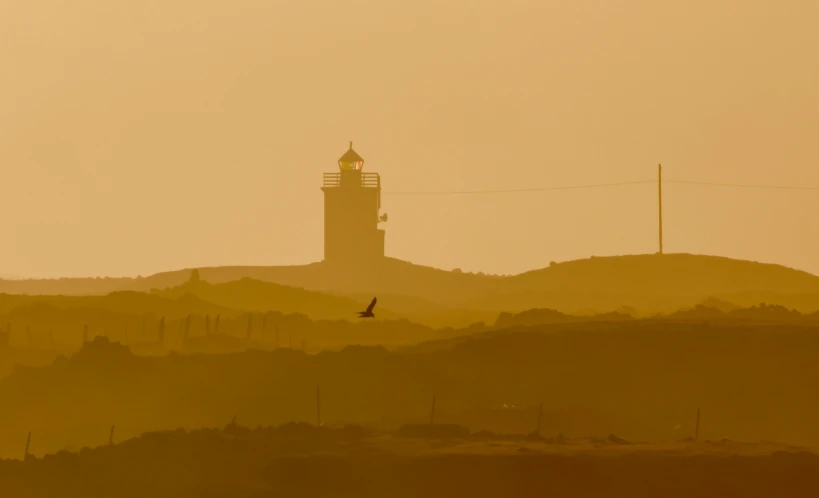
[317,385,321,427]
[24,432,31,460]
[262,315,267,341]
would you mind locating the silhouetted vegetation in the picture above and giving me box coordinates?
[2,256,819,495]
[4,310,819,459]
[0,422,816,497]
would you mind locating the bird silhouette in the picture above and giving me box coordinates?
[358,297,377,318]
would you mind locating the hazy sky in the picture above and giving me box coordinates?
[1,0,818,278]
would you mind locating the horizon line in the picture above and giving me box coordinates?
[1,252,817,283]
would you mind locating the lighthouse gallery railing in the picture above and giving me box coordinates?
[322,172,381,188]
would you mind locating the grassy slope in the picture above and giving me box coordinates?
[129,254,819,314]
[4,320,819,459]
[3,253,819,316]
[2,428,817,498]
[150,278,398,321]
[116,254,819,307]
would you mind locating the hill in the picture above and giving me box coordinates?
[504,254,819,295]
[0,277,132,296]
[127,254,819,314]
[3,291,235,321]
[3,425,816,498]
[122,257,497,306]
[3,254,819,316]
[150,277,398,321]
[5,318,819,459]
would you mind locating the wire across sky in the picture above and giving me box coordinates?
[665,180,819,191]
[382,178,819,195]
[383,180,655,195]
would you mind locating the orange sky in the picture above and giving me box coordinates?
[1,0,818,278]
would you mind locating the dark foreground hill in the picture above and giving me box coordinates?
[2,300,814,379]
[2,424,817,498]
[4,316,819,459]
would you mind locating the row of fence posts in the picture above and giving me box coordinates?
[17,385,704,459]
[4,315,315,351]
[0,324,56,349]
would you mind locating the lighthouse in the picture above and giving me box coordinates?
[321,142,387,265]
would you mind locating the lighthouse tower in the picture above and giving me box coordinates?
[321,142,386,265]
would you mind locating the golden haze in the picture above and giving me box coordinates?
[1,0,818,278]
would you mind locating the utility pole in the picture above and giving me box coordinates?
[429,396,436,425]
[658,164,664,255]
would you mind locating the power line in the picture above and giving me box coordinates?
[381,178,819,195]
[383,180,655,195]
[666,179,819,190]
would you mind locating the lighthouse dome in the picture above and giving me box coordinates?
[338,142,365,171]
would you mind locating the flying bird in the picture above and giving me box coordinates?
[358,297,377,318]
